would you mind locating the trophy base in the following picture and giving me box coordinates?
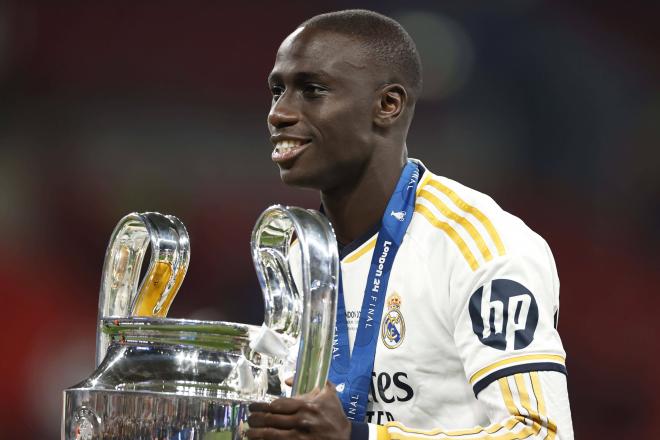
[63,389,250,440]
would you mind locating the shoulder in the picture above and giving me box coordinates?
[411,165,553,275]
[412,165,560,319]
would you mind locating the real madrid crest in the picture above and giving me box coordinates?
[381,293,405,349]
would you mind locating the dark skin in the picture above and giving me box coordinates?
[265,26,412,245]
[247,382,351,440]
[247,26,413,439]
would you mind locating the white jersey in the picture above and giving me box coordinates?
[332,164,573,439]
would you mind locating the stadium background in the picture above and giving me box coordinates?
[1,1,658,437]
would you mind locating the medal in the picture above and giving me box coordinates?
[329,160,421,421]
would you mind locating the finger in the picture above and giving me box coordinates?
[248,402,272,413]
[249,398,306,415]
[323,381,336,393]
[296,386,322,400]
[245,427,293,440]
[248,412,302,430]
[285,376,294,387]
[247,427,312,440]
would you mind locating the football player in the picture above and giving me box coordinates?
[247,9,573,440]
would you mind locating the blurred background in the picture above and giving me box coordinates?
[1,0,658,437]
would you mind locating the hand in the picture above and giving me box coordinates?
[246,381,351,440]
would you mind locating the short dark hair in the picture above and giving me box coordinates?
[300,9,423,101]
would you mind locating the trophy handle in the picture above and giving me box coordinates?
[95,212,190,366]
[251,205,338,396]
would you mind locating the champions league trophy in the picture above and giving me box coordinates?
[62,206,339,439]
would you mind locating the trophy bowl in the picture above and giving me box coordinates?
[62,206,338,440]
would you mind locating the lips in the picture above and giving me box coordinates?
[271,138,311,165]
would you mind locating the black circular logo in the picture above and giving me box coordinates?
[468,279,538,351]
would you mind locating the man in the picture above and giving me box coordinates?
[247,9,573,440]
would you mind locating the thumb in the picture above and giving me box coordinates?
[325,380,339,392]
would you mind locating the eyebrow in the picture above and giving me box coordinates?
[268,70,332,85]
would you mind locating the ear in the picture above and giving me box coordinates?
[374,84,407,127]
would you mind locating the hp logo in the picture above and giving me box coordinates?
[468,279,538,351]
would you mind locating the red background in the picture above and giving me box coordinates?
[1,1,659,437]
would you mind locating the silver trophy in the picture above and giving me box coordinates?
[62,206,338,439]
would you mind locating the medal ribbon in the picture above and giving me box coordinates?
[328,160,420,421]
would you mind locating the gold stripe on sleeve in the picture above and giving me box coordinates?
[385,418,519,439]
[426,179,506,256]
[514,374,534,418]
[514,373,544,435]
[470,354,566,384]
[418,189,494,262]
[500,377,540,438]
[499,377,519,415]
[376,424,391,440]
[530,372,557,439]
[384,376,551,440]
[387,376,548,439]
[415,204,479,271]
[511,375,544,437]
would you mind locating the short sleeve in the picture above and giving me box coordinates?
[450,234,567,396]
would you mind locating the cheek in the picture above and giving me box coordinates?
[315,100,373,144]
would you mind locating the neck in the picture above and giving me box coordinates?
[321,153,407,246]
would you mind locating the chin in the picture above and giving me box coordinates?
[278,167,323,190]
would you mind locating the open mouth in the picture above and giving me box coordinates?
[271,139,311,164]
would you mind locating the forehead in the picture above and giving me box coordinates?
[270,27,374,82]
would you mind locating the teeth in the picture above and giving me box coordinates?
[275,140,303,153]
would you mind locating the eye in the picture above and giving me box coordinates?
[270,85,284,101]
[302,84,328,98]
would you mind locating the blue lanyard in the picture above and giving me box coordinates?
[329,160,420,421]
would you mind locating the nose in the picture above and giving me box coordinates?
[268,94,299,129]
